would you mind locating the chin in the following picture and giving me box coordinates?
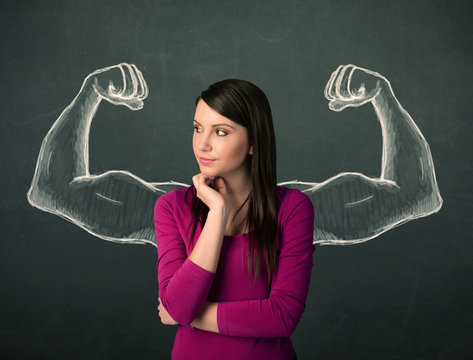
[198,167,221,177]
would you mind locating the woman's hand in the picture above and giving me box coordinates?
[157,298,178,326]
[192,174,230,218]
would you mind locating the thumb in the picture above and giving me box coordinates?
[328,100,350,112]
[215,177,227,194]
[92,81,144,110]
[329,98,370,112]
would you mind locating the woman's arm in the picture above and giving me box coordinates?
[155,177,230,326]
[190,191,315,338]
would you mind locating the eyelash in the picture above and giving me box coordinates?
[193,126,228,136]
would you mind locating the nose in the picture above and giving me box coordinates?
[197,132,212,152]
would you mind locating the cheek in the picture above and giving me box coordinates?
[192,135,198,154]
[228,139,250,160]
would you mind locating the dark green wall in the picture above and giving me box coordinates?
[2,1,472,359]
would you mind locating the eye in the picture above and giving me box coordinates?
[193,126,201,133]
[216,129,227,136]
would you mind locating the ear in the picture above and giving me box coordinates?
[249,145,253,155]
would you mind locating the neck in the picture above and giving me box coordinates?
[222,170,252,205]
[222,170,252,236]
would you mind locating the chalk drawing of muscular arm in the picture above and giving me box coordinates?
[27,63,442,246]
[27,63,186,246]
[283,64,443,244]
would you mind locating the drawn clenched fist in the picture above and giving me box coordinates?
[86,63,149,110]
[324,64,387,112]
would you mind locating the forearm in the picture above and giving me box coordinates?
[190,301,219,333]
[188,208,227,273]
[190,296,304,338]
[157,203,226,324]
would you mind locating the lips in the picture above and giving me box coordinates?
[199,157,216,165]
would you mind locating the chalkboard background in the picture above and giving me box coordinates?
[2,1,472,359]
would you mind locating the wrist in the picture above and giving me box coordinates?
[208,206,229,223]
[190,302,219,333]
[372,78,394,109]
[76,77,102,106]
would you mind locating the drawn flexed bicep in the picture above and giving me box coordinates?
[283,64,442,245]
[27,63,186,246]
[28,62,442,247]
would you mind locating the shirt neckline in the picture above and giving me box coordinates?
[223,230,253,238]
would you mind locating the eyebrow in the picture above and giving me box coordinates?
[193,119,236,129]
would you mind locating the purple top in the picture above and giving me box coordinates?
[154,186,315,360]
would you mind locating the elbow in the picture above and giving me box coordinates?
[278,317,300,337]
[158,292,200,326]
[270,296,304,337]
[408,186,443,218]
[27,183,53,211]
[422,191,443,214]
[172,310,195,326]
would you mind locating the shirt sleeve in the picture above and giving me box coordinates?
[154,192,216,325]
[217,191,315,338]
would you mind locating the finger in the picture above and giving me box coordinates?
[130,64,144,99]
[214,177,227,194]
[114,64,127,97]
[347,65,359,98]
[117,63,130,98]
[334,65,349,99]
[197,173,215,183]
[131,64,149,100]
[192,174,203,190]
[328,99,350,112]
[328,97,371,112]
[324,65,342,100]
[335,64,356,100]
[109,97,144,111]
[326,65,343,100]
[192,174,203,194]
[324,65,343,100]
[121,63,139,99]
[198,174,214,189]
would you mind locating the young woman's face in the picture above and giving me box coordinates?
[193,99,253,179]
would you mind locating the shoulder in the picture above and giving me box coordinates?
[154,186,194,215]
[277,186,314,226]
[277,186,312,210]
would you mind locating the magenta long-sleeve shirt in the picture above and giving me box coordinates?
[154,186,315,360]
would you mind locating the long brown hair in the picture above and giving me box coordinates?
[186,79,278,286]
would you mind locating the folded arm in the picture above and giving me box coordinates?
[155,192,221,325]
[191,195,315,338]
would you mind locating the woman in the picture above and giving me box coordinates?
[155,79,314,360]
